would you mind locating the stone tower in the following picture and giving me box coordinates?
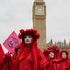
[32,0,46,50]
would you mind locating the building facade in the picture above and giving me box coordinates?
[32,0,46,50]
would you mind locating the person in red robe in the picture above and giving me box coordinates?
[0,44,5,70]
[1,52,16,70]
[43,45,60,70]
[53,50,70,70]
[13,29,47,70]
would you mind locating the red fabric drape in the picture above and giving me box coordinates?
[14,41,47,70]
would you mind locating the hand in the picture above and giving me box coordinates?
[15,47,19,52]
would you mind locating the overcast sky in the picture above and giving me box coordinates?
[0,0,70,52]
[47,0,70,43]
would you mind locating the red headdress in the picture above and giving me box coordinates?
[48,45,60,54]
[47,45,60,58]
[18,29,42,70]
[18,29,40,40]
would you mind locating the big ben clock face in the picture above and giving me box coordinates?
[37,7,43,14]
[35,6,44,15]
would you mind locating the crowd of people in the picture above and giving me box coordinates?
[0,28,70,70]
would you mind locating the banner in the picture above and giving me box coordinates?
[3,31,21,54]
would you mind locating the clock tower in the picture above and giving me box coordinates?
[33,0,46,50]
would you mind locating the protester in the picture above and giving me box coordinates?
[13,29,47,70]
[0,44,5,70]
[43,45,60,70]
[54,50,70,70]
[1,52,16,70]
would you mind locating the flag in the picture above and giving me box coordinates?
[3,31,21,54]
[0,44,5,63]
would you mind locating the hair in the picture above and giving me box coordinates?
[18,29,40,41]
[47,45,60,54]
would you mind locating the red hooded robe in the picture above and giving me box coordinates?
[1,52,16,70]
[14,29,47,70]
[43,45,60,70]
[56,50,70,70]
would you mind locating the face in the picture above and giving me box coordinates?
[62,52,67,59]
[24,35,33,45]
[49,52,54,58]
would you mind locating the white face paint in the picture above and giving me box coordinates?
[24,35,32,45]
[49,52,54,58]
[62,52,67,59]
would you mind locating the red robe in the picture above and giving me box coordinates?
[52,50,70,70]
[43,46,60,70]
[0,44,5,70]
[1,53,16,70]
[14,41,47,70]
[46,58,58,70]
[57,58,70,70]
[52,57,70,70]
